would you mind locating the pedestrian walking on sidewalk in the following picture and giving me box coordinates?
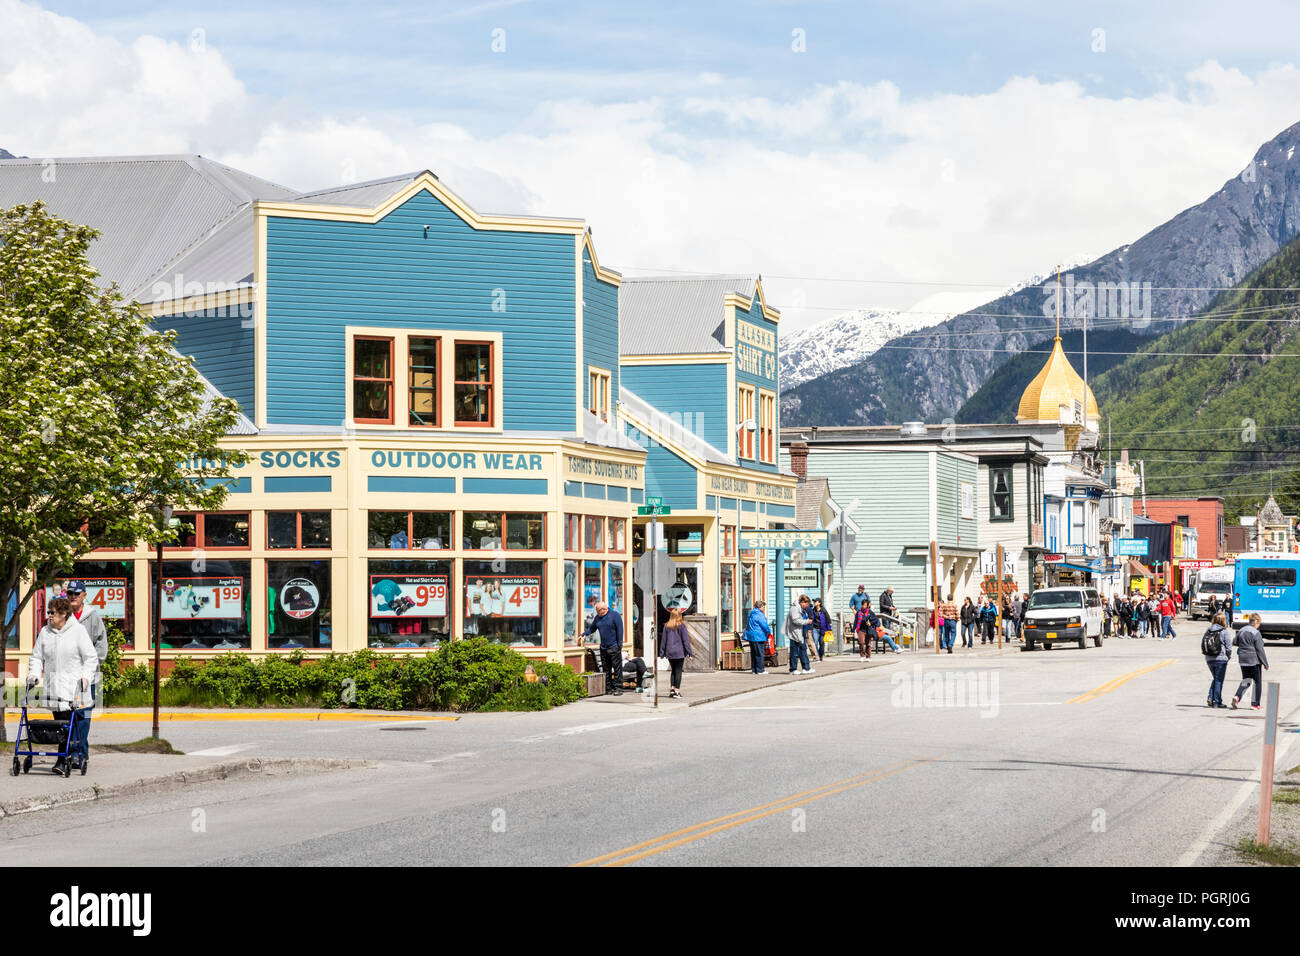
[26,596,98,775]
[65,580,106,765]
[939,596,958,653]
[854,603,874,660]
[1230,614,1269,710]
[1224,593,1235,627]
[660,608,693,699]
[880,587,896,618]
[807,598,830,661]
[980,598,997,644]
[744,600,772,675]
[786,595,814,674]
[1201,612,1232,708]
[1159,592,1177,639]
[583,601,625,695]
[960,597,975,647]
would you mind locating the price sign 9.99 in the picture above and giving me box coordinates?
[370,575,448,618]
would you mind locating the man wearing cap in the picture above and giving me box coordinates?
[583,600,625,695]
[849,585,869,614]
[64,581,106,768]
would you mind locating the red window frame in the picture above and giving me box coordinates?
[738,386,755,459]
[463,512,547,552]
[608,518,626,553]
[454,341,495,428]
[366,511,453,551]
[564,515,582,552]
[354,336,395,425]
[759,393,775,463]
[408,336,442,428]
[584,516,605,552]
[164,511,252,552]
[266,511,332,551]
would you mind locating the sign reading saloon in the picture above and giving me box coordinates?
[707,474,794,502]
[739,530,828,551]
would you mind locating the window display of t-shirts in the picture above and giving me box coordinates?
[267,559,332,649]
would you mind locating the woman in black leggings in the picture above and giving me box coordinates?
[660,608,693,699]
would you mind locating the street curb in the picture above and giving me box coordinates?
[0,757,370,819]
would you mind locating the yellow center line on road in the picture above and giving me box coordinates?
[1067,659,1178,704]
[573,755,944,868]
[3,712,455,722]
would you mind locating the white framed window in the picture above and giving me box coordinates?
[737,385,756,460]
[960,482,975,520]
[588,366,611,422]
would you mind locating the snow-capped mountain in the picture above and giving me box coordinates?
[779,308,948,388]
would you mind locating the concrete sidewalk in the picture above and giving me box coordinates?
[585,641,1022,709]
[0,753,367,818]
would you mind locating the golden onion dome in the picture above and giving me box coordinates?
[1015,337,1100,424]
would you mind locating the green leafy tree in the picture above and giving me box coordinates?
[0,202,246,731]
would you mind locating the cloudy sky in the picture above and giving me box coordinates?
[4,0,1300,331]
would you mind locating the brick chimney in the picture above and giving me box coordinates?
[789,441,808,482]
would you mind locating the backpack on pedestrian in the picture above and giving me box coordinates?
[1201,626,1223,657]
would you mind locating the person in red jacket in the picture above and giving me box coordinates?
[1158,592,1178,640]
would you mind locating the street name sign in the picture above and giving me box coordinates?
[738,530,829,551]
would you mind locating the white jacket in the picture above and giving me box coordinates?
[27,619,98,707]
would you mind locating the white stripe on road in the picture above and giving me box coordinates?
[185,743,255,757]
[425,751,477,764]
[1176,728,1300,866]
[721,706,818,711]
[516,717,663,743]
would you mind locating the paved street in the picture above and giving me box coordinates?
[3,628,1295,866]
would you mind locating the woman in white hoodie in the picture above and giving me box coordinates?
[26,595,98,774]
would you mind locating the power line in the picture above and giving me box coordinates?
[873,344,1300,358]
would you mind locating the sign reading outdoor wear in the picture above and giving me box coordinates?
[738,530,828,551]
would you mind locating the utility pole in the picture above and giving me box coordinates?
[996,543,1005,649]
[931,540,940,655]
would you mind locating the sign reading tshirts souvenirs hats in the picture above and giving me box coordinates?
[370,575,448,618]
[46,578,128,619]
[466,576,540,617]
[738,530,828,551]
[279,578,320,620]
[159,577,243,620]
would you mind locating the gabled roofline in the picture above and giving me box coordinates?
[583,230,622,286]
[725,275,780,324]
[255,171,585,235]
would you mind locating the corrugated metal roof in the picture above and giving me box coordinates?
[618,274,758,355]
[289,172,423,208]
[194,366,258,436]
[581,409,644,451]
[619,387,730,464]
[138,205,255,303]
[0,155,295,299]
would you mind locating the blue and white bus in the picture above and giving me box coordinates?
[1233,552,1300,644]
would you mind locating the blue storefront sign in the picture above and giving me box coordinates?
[1117,538,1149,556]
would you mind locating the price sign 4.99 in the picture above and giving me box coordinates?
[467,576,541,618]
[47,578,128,620]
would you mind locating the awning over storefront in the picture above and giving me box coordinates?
[1126,559,1153,578]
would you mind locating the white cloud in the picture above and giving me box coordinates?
[3,1,1300,335]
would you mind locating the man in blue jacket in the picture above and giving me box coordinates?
[584,601,625,695]
[743,600,773,675]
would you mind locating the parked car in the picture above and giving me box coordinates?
[1021,587,1104,650]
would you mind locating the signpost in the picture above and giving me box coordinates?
[634,530,675,709]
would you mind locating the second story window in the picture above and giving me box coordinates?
[408,337,440,427]
[738,385,755,459]
[354,337,394,424]
[455,342,494,426]
[589,368,611,422]
[990,467,1013,522]
[759,391,775,463]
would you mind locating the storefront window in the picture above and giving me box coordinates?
[607,562,625,619]
[354,336,394,424]
[668,525,704,556]
[563,560,580,644]
[267,559,332,649]
[369,511,450,549]
[464,513,501,549]
[171,513,198,548]
[463,560,544,647]
[505,514,544,550]
[408,336,440,427]
[268,511,331,550]
[368,559,452,648]
[584,516,604,552]
[581,561,603,633]
[39,561,136,645]
[741,563,754,620]
[565,515,582,552]
[609,518,626,552]
[722,525,736,558]
[720,564,734,633]
[202,512,250,549]
[151,559,250,649]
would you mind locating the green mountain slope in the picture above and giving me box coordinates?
[955,329,1151,424]
[1088,235,1300,519]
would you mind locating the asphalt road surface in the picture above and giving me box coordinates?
[3,632,1297,866]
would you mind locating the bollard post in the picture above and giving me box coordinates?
[1258,681,1281,845]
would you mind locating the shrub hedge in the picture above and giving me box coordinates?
[101,634,586,712]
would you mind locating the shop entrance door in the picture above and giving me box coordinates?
[653,563,700,654]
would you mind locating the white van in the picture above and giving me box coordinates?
[1021,586,1104,650]
[1190,566,1233,620]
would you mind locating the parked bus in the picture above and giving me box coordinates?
[1189,566,1233,621]
[1233,552,1300,644]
